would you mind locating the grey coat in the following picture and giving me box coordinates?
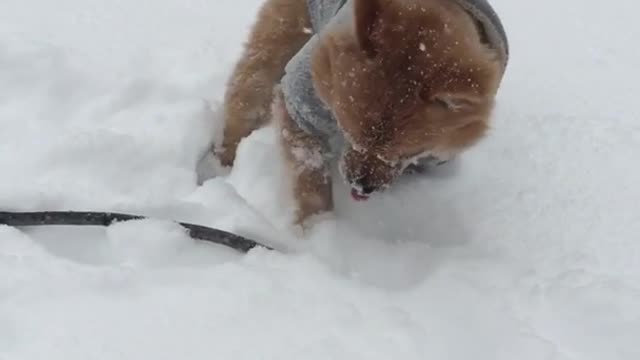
[281,0,508,152]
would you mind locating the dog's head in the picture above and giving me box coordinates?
[311,0,505,199]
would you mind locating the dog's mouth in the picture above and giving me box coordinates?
[350,188,371,201]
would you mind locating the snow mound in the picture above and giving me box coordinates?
[1,0,639,359]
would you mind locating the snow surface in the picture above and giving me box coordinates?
[1,0,639,359]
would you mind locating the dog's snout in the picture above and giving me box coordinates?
[341,147,403,200]
[361,185,375,195]
[352,177,377,194]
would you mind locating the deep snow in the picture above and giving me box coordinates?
[1,0,639,359]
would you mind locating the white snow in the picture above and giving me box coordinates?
[1,0,639,359]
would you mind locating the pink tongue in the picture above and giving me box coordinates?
[351,188,369,201]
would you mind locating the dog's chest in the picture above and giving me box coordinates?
[307,0,348,32]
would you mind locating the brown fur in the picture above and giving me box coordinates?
[215,0,312,166]
[217,0,505,226]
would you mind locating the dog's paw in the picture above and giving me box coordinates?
[213,144,237,168]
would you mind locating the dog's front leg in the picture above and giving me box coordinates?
[216,0,312,167]
[272,87,333,227]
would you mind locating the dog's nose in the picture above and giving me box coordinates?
[360,185,376,195]
[352,177,377,195]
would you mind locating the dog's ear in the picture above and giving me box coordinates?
[354,0,384,57]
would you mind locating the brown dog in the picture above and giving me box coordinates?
[216,0,508,227]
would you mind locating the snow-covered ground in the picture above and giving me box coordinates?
[1,0,638,359]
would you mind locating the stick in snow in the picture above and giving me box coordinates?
[0,211,273,253]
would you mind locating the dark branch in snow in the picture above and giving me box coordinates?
[0,211,273,253]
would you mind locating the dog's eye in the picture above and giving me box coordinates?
[433,97,451,109]
[375,153,398,166]
[431,96,467,112]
